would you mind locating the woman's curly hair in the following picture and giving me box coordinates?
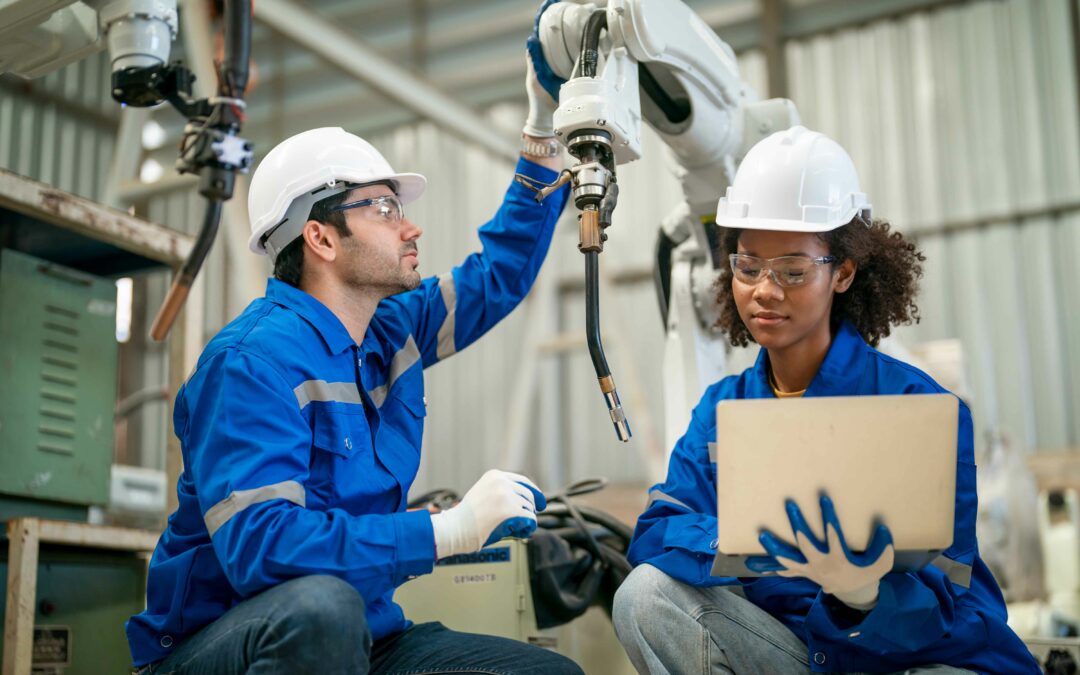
[714,218,926,347]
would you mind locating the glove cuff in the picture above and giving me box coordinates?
[431,504,480,560]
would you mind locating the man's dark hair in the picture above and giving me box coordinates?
[272,190,352,288]
[714,217,927,347]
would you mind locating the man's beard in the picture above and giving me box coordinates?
[340,236,421,296]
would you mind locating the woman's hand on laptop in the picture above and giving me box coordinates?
[755,493,895,610]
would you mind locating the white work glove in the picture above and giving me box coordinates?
[754,494,895,610]
[523,54,558,138]
[430,470,547,560]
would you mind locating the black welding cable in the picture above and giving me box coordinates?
[150,200,223,340]
[584,250,611,380]
[222,0,252,96]
[180,199,223,284]
[579,10,608,79]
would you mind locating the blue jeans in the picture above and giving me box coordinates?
[612,564,974,675]
[141,575,583,675]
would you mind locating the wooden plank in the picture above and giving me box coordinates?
[3,519,40,675]
[0,169,193,267]
[35,519,159,552]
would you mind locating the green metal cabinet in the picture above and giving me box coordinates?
[0,545,147,675]
[0,248,118,516]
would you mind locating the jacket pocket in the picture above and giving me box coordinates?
[312,408,365,459]
[394,391,427,419]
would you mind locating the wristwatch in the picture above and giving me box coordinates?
[521,135,560,158]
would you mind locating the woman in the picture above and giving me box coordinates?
[612,126,1038,674]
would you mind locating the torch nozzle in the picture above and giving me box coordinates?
[599,376,632,442]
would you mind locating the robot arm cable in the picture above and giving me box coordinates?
[578,10,607,79]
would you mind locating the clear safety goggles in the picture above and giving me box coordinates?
[729,253,838,288]
[330,194,404,225]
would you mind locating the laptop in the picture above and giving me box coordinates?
[710,394,958,577]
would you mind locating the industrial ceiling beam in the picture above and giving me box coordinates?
[254,0,519,163]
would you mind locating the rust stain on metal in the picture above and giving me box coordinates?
[39,189,108,233]
[36,187,192,263]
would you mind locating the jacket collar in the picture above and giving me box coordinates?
[265,278,356,355]
[749,321,868,398]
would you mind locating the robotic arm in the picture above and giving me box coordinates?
[522,0,799,449]
[0,0,253,341]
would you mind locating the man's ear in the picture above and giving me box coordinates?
[301,220,337,264]
[833,259,857,294]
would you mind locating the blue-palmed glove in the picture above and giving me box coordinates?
[750,494,895,610]
[430,470,547,559]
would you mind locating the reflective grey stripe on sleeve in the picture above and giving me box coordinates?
[435,272,457,360]
[647,489,692,511]
[708,442,717,462]
[204,480,306,536]
[368,336,421,407]
[930,554,972,588]
[293,380,362,410]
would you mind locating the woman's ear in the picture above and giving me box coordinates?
[833,259,857,294]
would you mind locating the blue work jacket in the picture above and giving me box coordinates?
[628,321,1039,674]
[126,158,568,667]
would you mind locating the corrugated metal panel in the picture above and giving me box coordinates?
[786,0,1080,456]
[0,50,117,203]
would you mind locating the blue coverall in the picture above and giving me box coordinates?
[627,321,1039,674]
[126,158,569,667]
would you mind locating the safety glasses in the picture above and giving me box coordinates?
[329,194,404,225]
[729,253,838,288]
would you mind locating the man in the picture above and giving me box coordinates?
[126,57,583,674]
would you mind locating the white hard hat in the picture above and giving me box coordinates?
[247,127,427,259]
[715,125,870,232]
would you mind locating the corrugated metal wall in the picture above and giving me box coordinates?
[786,0,1080,456]
[0,51,116,201]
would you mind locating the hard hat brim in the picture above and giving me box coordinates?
[391,173,426,206]
[713,213,855,233]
